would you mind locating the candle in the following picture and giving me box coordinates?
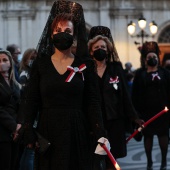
[126,107,169,143]
[99,143,121,170]
[126,126,143,143]
[144,107,168,126]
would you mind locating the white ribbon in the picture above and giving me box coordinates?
[65,64,86,82]
[152,72,161,81]
[109,76,119,90]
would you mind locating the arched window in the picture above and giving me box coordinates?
[158,25,170,43]
[157,25,170,64]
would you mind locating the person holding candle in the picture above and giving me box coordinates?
[88,26,144,170]
[132,41,170,170]
[20,1,110,170]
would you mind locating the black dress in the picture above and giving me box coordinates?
[132,67,170,136]
[98,61,138,159]
[23,56,104,170]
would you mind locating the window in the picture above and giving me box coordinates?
[158,25,170,43]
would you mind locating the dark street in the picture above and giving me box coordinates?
[117,136,170,170]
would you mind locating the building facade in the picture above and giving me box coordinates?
[0,0,170,68]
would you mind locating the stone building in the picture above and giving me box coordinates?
[0,0,170,68]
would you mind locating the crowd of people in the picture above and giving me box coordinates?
[0,1,170,170]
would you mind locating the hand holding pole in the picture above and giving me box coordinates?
[126,107,169,143]
[99,143,121,170]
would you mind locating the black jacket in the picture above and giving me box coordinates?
[132,67,170,118]
[0,74,20,142]
[100,62,138,121]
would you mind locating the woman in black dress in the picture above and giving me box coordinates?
[88,26,144,170]
[21,1,107,170]
[132,41,170,170]
[0,50,22,170]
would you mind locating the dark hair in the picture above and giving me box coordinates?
[141,41,160,59]
[51,13,75,36]
[20,48,37,71]
[6,44,19,55]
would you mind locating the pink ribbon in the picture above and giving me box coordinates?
[152,72,161,81]
[65,64,86,82]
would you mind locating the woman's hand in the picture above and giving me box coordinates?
[13,124,22,141]
[135,119,145,128]
[95,137,110,155]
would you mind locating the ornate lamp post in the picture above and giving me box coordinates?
[127,16,158,45]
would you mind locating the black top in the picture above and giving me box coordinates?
[22,55,105,170]
[97,61,139,158]
[98,62,138,122]
[132,67,170,135]
[0,74,20,141]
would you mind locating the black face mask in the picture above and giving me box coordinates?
[165,65,170,70]
[52,32,73,51]
[147,58,158,67]
[93,49,107,61]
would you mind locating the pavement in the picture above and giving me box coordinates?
[116,136,170,170]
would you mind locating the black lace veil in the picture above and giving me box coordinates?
[140,41,160,68]
[36,0,88,59]
[88,26,120,62]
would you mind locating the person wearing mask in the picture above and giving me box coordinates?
[88,26,144,170]
[18,48,37,170]
[0,50,22,170]
[19,48,37,87]
[20,1,109,170]
[6,44,21,82]
[132,41,170,170]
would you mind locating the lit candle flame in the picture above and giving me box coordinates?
[115,162,121,170]
[165,106,169,111]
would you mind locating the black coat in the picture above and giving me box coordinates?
[98,62,139,158]
[132,67,170,116]
[0,74,20,142]
[100,62,138,122]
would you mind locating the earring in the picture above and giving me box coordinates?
[72,39,77,47]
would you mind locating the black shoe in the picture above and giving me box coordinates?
[160,162,167,170]
[147,163,153,170]
[160,165,167,170]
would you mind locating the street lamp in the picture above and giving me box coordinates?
[127,16,158,45]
